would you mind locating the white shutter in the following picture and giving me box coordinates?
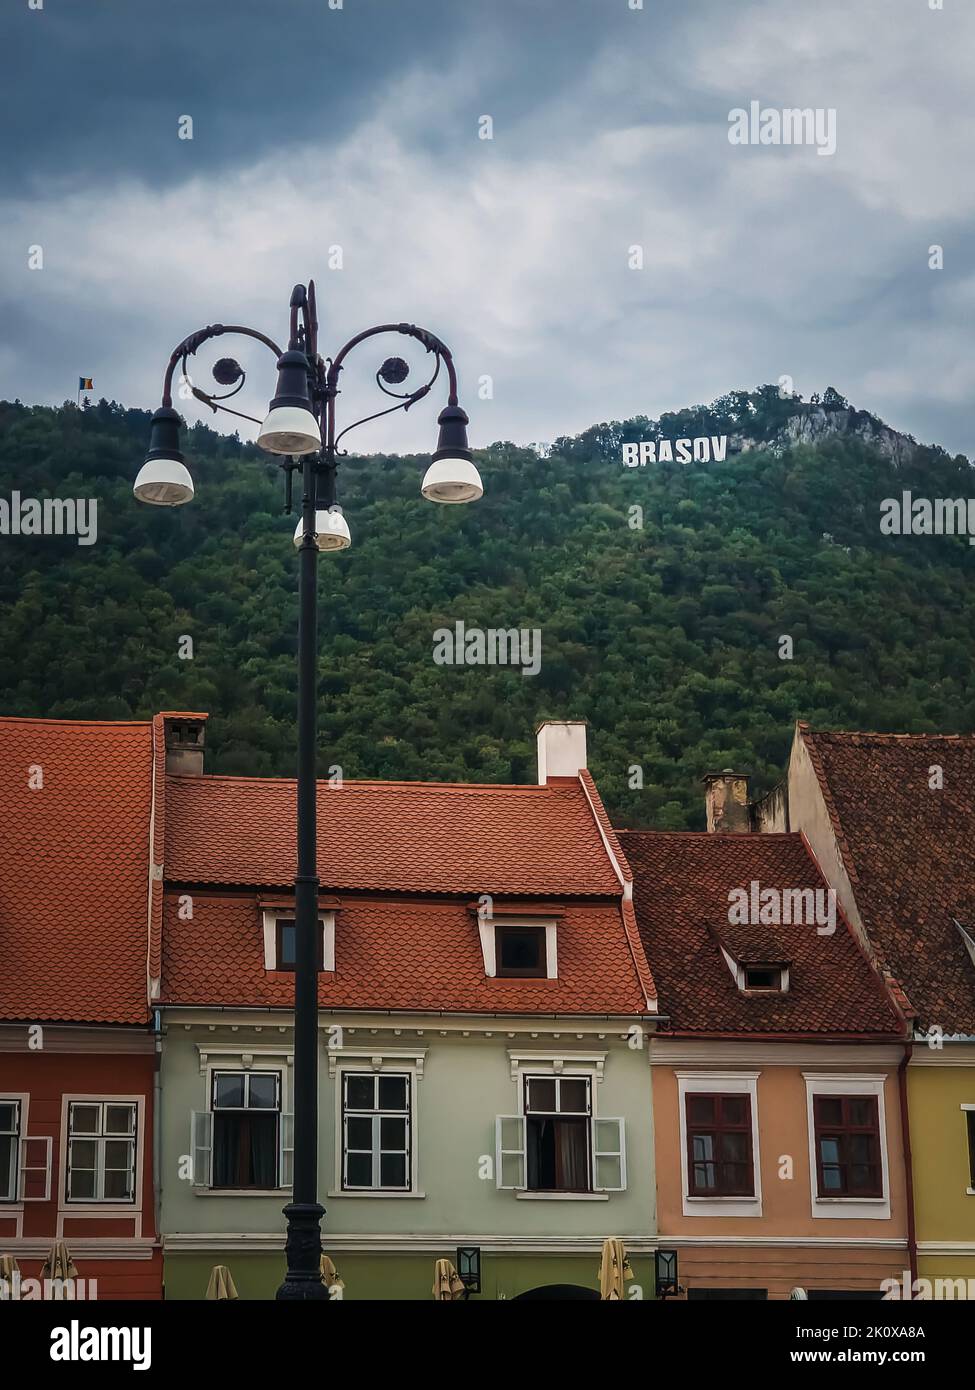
[191,1110,213,1188]
[495,1114,526,1190]
[593,1117,626,1191]
[19,1135,52,1201]
[279,1112,294,1188]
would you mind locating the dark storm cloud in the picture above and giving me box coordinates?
[2,0,974,458]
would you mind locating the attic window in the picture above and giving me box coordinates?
[742,964,786,993]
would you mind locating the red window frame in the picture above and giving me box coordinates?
[685,1092,754,1197]
[813,1094,883,1198]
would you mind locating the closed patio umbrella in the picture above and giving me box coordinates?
[320,1254,345,1295]
[0,1252,19,1293]
[41,1240,78,1299]
[432,1258,466,1301]
[599,1238,633,1301]
[205,1264,239,1300]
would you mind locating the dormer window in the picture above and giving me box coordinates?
[475,907,559,980]
[262,909,335,973]
[743,965,786,993]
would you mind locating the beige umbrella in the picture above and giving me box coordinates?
[0,1252,19,1295]
[599,1238,633,1301]
[205,1264,239,1300]
[320,1254,345,1295]
[432,1258,466,1301]
[41,1240,78,1299]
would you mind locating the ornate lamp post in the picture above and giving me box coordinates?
[134,281,482,1299]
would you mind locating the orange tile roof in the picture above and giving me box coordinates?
[618,831,905,1037]
[0,717,152,1024]
[164,774,622,896]
[160,893,652,1015]
[800,726,975,1034]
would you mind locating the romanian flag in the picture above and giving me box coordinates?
[79,377,93,391]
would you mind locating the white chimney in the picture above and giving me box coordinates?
[536,720,588,784]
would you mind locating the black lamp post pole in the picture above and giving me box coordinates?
[139,280,477,1303]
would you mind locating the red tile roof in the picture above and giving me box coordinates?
[160,894,653,1015]
[0,718,152,1024]
[164,774,622,896]
[617,830,904,1036]
[800,726,975,1034]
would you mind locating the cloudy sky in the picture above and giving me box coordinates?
[1,0,973,455]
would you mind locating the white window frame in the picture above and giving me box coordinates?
[0,1095,22,1203]
[328,1052,424,1198]
[479,914,558,979]
[500,1055,621,1199]
[64,1100,138,1205]
[262,909,335,972]
[340,1071,412,1194]
[677,1071,762,1218]
[963,1105,975,1197]
[193,1066,290,1194]
[803,1073,890,1220]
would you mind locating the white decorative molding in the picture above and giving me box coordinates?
[326,1047,426,1081]
[2,1238,158,1260]
[196,1044,294,1076]
[507,1050,606,1084]
[651,1040,902,1069]
[163,1231,656,1254]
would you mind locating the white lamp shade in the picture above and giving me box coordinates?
[257,405,321,456]
[421,456,483,504]
[293,508,351,552]
[133,457,194,506]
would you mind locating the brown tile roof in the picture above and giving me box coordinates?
[164,774,622,897]
[160,894,653,1015]
[617,830,904,1037]
[0,717,152,1024]
[800,726,975,1034]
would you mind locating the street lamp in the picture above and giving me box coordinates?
[134,280,482,1299]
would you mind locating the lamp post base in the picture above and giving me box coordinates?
[275,1201,329,1301]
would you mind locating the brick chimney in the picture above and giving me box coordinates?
[536,720,587,783]
[163,716,206,776]
[704,769,751,833]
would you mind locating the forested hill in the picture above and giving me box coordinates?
[1,387,973,829]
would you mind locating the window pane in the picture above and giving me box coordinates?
[346,1152,372,1186]
[71,1139,97,1168]
[819,1137,841,1164]
[104,1140,132,1170]
[213,1074,245,1109]
[849,1134,874,1163]
[345,1075,374,1111]
[0,1136,15,1199]
[247,1074,278,1110]
[692,1135,715,1162]
[104,1168,133,1201]
[499,927,542,972]
[821,1165,843,1191]
[0,1102,18,1133]
[380,1153,407,1188]
[558,1079,589,1114]
[815,1097,843,1126]
[378,1075,407,1111]
[687,1095,715,1125]
[693,1162,716,1190]
[526,1077,556,1113]
[105,1105,135,1136]
[720,1131,749,1162]
[278,921,296,968]
[721,1096,748,1126]
[850,1164,876,1192]
[70,1104,100,1135]
[346,1116,372,1150]
[380,1116,406,1150]
[70,1168,96,1199]
[848,1098,875,1128]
